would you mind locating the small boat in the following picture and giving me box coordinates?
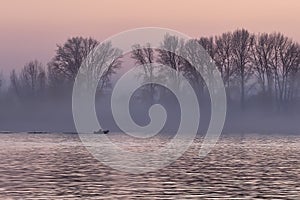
[93,129,109,134]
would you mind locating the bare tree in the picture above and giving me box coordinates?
[197,37,218,95]
[18,60,46,99]
[8,60,46,102]
[48,37,121,97]
[157,34,185,91]
[48,37,99,83]
[0,71,3,92]
[131,43,156,102]
[20,61,42,94]
[250,33,274,102]
[199,36,216,59]
[0,71,3,103]
[80,41,122,95]
[10,69,21,98]
[214,32,235,94]
[131,43,154,66]
[183,39,215,97]
[47,64,67,97]
[231,29,254,108]
[267,33,300,109]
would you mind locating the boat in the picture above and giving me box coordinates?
[93,129,109,134]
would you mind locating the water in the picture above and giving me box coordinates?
[0,133,299,199]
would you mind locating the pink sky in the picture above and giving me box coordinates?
[0,0,299,74]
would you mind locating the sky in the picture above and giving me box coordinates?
[0,0,300,75]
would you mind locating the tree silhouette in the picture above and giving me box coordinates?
[48,37,121,96]
[48,37,99,83]
[156,34,187,99]
[250,33,274,103]
[0,71,3,92]
[131,43,156,102]
[268,33,300,109]
[0,29,299,113]
[214,32,235,99]
[231,29,254,109]
[20,60,45,97]
[9,60,45,101]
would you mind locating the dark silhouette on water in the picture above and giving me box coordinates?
[93,129,109,134]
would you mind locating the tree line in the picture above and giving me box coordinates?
[0,29,299,112]
[0,37,121,106]
[131,29,300,111]
[200,30,300,111]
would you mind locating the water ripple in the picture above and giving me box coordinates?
[0,133,299,199]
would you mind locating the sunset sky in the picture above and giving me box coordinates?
[0,0,299,74]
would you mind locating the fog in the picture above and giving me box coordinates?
[1,79,300,135]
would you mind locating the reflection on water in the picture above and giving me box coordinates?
[0,133,299,199]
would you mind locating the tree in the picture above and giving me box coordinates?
[250,33,274,102]
[183,39,214,97]
[19,60,46,97]
[48,37,99,83]
[199,36,216,59]
[131,43,156,102]
[157,34,185,91]
[48,37,121,96]
[9,60,46,101]
[79,41,122,94]
[10,60,47,100]
[214,32,235,93]
[268,33,300,109]
[231,29,254,108]
[197,37,218,96]
[0,71,3,92]
[0,71,3,102]
[10,69,20,98]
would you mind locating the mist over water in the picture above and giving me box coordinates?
[1,85,300,134]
